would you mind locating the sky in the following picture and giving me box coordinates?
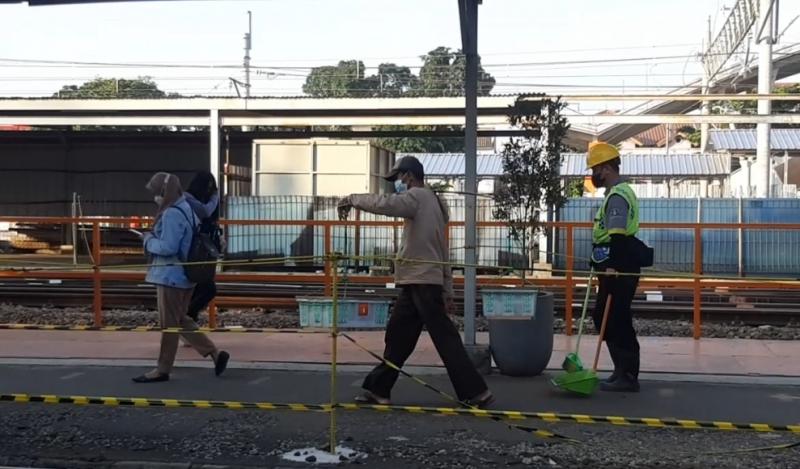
[0,0,799,114]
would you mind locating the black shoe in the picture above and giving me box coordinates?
[603,370,622,384]
[214,351,230,376]
[600,373,640,392]
[132,373,169,383]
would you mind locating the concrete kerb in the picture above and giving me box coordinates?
[1,357,799,386]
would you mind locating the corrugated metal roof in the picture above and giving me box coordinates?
[710,129,800,151]
[409,152,731,178]
[402,153,505,177]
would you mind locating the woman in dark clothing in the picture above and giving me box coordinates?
[184,171,222,325]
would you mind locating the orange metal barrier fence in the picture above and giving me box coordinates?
[2,216,800,340]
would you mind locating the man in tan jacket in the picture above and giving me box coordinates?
[338,156,493,408]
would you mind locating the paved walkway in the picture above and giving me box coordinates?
[0,329,797,377]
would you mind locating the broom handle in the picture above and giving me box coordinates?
[592,294,613,372]
[574,270,594,352]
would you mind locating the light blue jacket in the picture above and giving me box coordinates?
[144,197,197,289]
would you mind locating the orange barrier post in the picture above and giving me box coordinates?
[565,225,574,336]
[91,221,103,327]
[208,300,218,329]
[693,226,703,340]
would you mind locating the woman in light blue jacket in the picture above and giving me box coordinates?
[132,172,230,383]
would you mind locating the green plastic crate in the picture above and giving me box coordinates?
[297,297,390,329]
[481,289,538,317]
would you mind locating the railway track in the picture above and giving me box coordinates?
[0,279,797,326]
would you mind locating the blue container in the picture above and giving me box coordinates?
[481,288,538,317]
[297,297,390,329]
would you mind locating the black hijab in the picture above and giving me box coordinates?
[187,171,220,221]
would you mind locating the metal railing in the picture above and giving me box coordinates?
[1,216,800,340]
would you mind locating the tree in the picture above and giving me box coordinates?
[301,60,368,98]
[301,46,496,152]
[55,77,177,99]
[362,63,420,98]
[418,46,495,97]
[713,84,800,129]
[492,95,570,279]
[374,125,465,153]
[54,78,179,131]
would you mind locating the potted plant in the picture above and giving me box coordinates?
[486,95,569,376]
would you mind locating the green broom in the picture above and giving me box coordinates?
[551,273,605,396]
[561,271,593,373]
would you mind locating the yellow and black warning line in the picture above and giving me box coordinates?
[338,403,800,434]
[0,393,329,412]
[3,393,799,436]
[0,324,326,334]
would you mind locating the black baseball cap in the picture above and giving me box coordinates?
[384,156,425,181]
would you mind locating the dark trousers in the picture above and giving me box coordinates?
[593,273,640,378]
[187,281,217,323]
[362,284,487,401]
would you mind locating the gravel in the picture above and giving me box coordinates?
[0,405,797,468]
[2,302,799,340]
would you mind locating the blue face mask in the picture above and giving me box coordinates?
[394,179,408,193]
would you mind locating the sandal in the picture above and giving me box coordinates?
[132,373,169,383]
[354,390,391,405]
[463,390,494,409]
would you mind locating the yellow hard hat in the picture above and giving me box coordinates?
[586,141,619,169]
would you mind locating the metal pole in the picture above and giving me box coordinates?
[329,254,339,455]
[462,0,479,345]
[755,0,775,198]
[700,15,712,152]
[244,11,252,99]
[71,192,78,265]
[210,109,221,184]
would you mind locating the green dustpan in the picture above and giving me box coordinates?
[551,369,599,396]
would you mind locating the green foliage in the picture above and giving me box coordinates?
[301,60,368,98]
[492,95,570,274]
[678,126,701,147]
[55,77,175,99]
[302,46,496,152]
[566,179,585,198]
[418,46,495,97]
[713,84,800,128]
[374,125,465,153]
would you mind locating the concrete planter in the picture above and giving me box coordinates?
[487,291,554,377]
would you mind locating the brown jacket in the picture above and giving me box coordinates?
[349,187,453,298]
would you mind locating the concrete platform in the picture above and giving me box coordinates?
[0,329,797,378]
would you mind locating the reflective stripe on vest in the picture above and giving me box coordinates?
[592,182,639,245]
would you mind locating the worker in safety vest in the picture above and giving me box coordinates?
[587,142,642,392]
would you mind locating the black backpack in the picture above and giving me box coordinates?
[173,206,219,283]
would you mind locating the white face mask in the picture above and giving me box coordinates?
[394,179,407,193]
[154,195,164,205]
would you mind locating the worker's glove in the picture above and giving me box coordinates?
[337,197,353,221]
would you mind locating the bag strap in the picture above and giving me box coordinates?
[171,205,197,232]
